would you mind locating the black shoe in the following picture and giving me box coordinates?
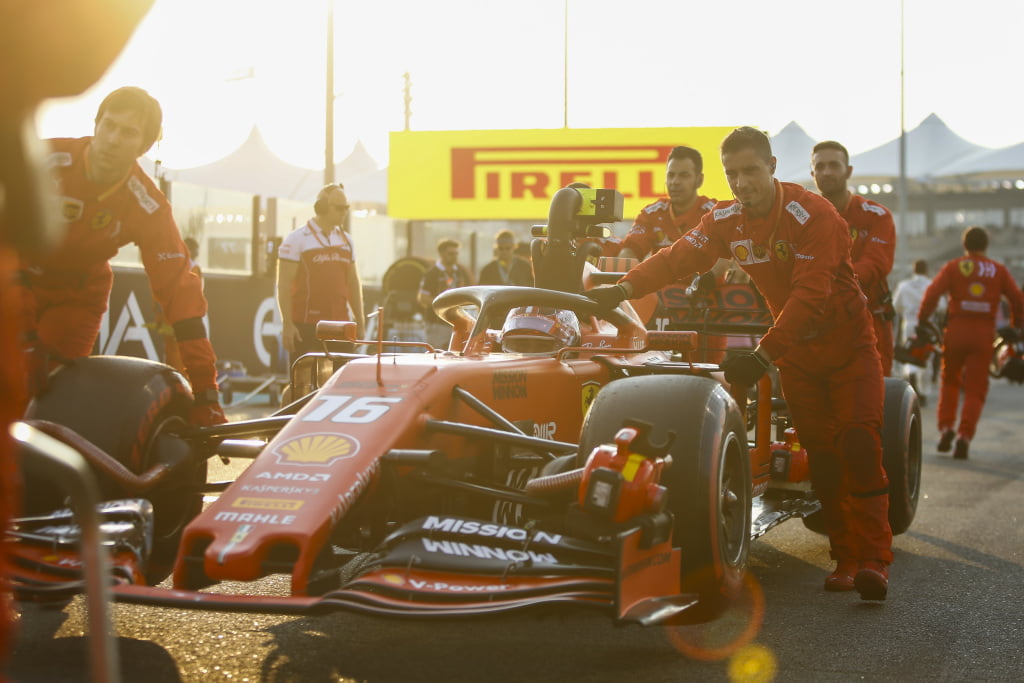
[953,438,969,460]
[937,430,955,453]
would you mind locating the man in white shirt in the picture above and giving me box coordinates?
[892,259,938,404]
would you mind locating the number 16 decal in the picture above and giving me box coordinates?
[301,396,402,423]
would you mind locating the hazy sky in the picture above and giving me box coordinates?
[36,0,1024,170]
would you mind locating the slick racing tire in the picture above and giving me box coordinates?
[881,377,922,535]
[24,355,204,582]
[802,377,922,536]
[578,375,751,624]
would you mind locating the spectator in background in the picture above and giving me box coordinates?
[478,229,533,286]
[811,140,896,375]
[21,86,226,426]
[892,258,939,404]
[276,183,364,369]
[158,236,202,373]
[419,238,473,350]
[917,226,1024,459]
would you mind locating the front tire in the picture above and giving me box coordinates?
[24,355,204,581]
[578,375,751,624]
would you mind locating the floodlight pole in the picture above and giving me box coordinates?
[325,0,335,185]
[563,0,569,128]
[897,0,907,243]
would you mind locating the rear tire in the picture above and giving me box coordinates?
[578,375,750,624]
[24,355,204,582]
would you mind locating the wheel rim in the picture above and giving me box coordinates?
[718,431,748,567]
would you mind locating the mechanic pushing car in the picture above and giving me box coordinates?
[18,86,226,426]
[588,126,893,601]
[917,226,1024,460]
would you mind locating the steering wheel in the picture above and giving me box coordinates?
[432,285,633,353]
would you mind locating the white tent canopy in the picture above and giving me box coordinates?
[154,127,384,204]
[848,114,991,181]
[770,121,817,183]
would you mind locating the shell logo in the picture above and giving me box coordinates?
[273,433,360,466]
[382,573,405,585]
[969,282,985,297]
[733,243,750,261]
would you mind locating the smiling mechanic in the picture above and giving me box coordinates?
[20,86,226,426]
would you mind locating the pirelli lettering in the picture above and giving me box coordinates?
[450,145,672,201]
[389,127,734,220]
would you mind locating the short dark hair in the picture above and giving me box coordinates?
[437,238,460,253]
[95,86,163,154]
[721,126,772,163]
[962,226,988,252]
[494,229,516,245]
[667,146,703,174]
[913,258,928,275]
[812,140,851,165]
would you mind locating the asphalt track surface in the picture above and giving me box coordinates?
[6,380,1024,682]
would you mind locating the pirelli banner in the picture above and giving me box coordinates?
[388,127,736,220]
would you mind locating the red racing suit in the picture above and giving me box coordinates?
[20,137,220,409]
[622,180,892,564]
[623,195,726,361]
[620,195,717,259]
[841,194,896,375]
[918,252,1024,441]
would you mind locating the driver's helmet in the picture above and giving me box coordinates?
[500,306,581,356]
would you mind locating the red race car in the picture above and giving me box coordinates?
[8,188,922,626]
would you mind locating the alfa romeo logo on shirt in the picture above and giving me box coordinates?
[90,209,114,231]
[959,260,975,276]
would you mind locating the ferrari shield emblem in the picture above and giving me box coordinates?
[90,209,114,231]
[849,227,859,242]
[773,241,791,262]
[581,381,601,415]
[959,260,975,277]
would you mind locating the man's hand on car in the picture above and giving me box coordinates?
[586,283,629,310]
[720,349,772,386]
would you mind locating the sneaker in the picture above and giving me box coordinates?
[854,561,888,601]
[937,430,955,453]
[824,560,858,592]
[953,438,969,460]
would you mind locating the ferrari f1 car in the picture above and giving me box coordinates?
[8,187,922,626]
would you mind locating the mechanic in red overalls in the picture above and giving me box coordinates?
[918,226,1024,459]
[20,87,226,427]
[618,146,730,362]
[589,127,893,601]
[276,183,364,369]
[812,141,896,375]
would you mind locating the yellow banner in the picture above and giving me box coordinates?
[388,127,737,220]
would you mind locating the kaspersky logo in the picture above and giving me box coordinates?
[450,145,674,201]
[272,433,360,466]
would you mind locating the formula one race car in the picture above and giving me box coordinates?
[8,187,922,627]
